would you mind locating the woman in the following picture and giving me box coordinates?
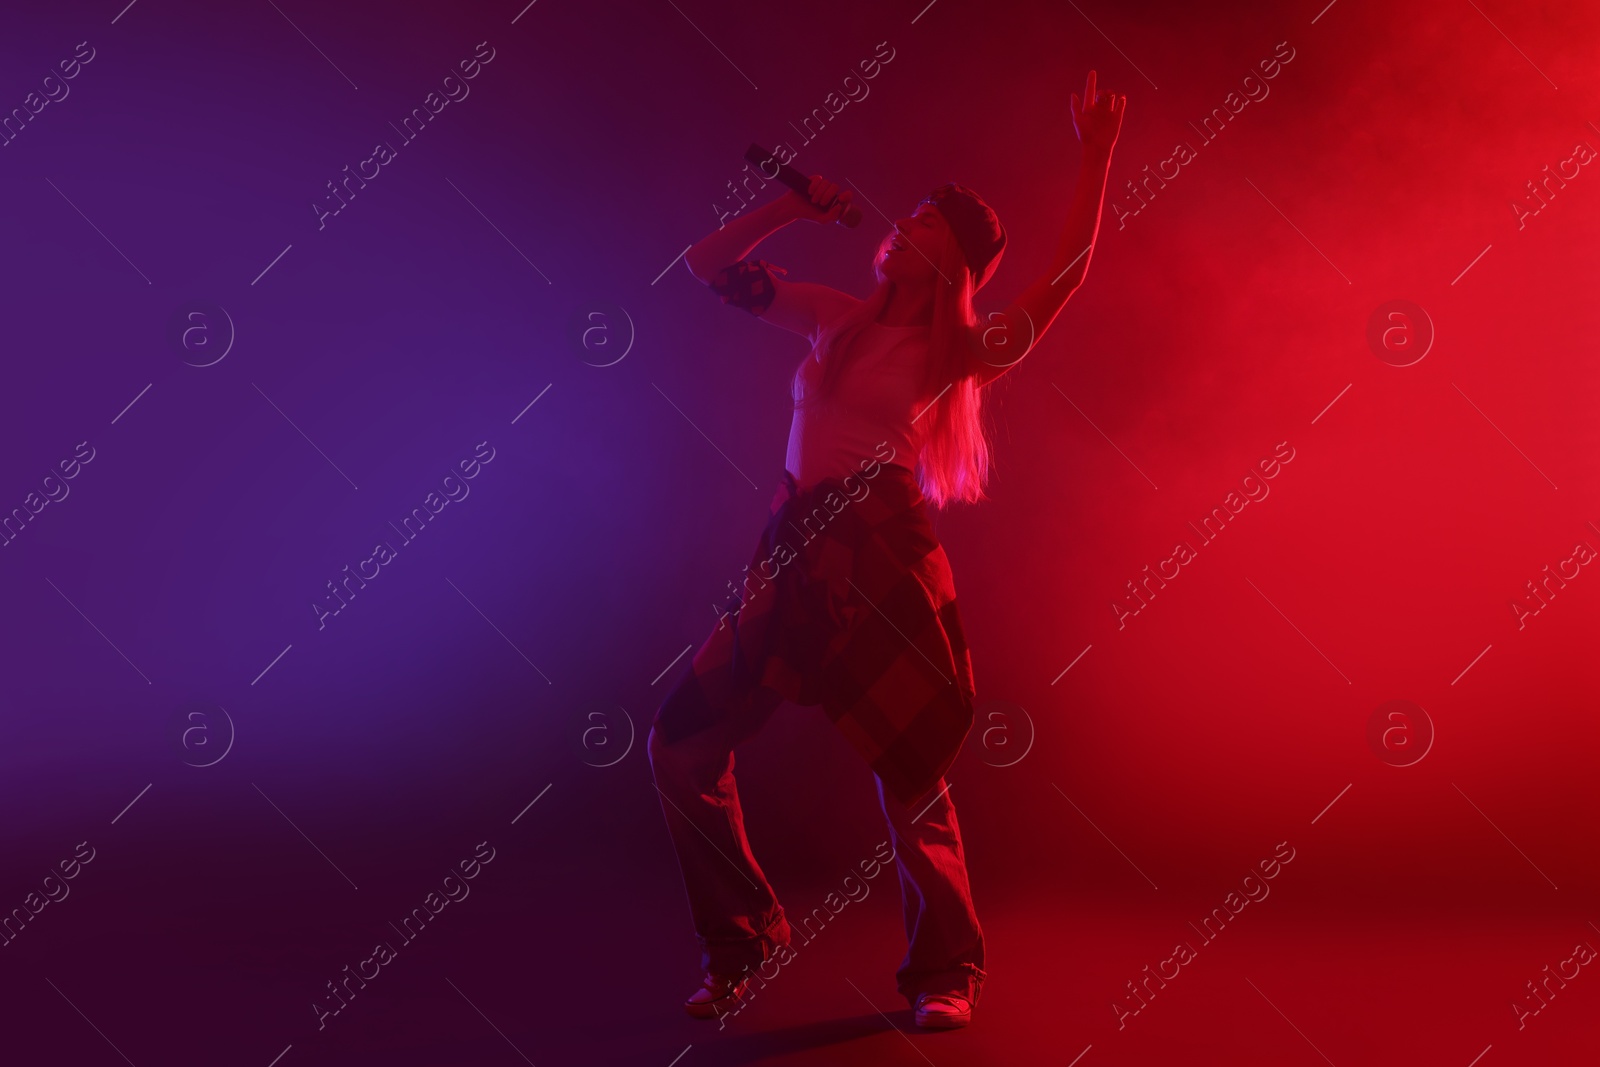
[649,72,1125,1031]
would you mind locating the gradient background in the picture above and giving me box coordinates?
[2,0,1598,1064]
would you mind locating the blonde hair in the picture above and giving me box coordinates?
[790,231,994,508]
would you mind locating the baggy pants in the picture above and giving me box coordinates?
[649,674,986,1007]
[650,463,987,1006]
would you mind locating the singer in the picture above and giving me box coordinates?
[649,72,1126,1031]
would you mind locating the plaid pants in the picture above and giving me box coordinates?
[650,463,984,1004]
[653,463,977,806]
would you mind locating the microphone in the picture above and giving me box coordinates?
[745,143,863,228]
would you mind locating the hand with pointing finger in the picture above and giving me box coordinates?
[1071,69,1126,163]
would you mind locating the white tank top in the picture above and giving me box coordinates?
[785,321,932,490]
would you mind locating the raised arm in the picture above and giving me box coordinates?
[967,71,1126,384]
[684,177,861,340]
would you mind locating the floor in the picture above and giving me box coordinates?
[7,829,1590,1067]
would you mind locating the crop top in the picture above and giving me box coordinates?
[785,321,932,491]
[705,258,933,491]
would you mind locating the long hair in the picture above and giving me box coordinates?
[790,230,993,509]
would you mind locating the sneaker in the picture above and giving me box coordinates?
[684,972,750,1020]
[913,991,972,1029]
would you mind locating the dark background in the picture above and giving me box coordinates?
[2,1,1597,1064]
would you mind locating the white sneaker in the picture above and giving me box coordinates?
[914,991,972,1029]
[684,972,750,1020]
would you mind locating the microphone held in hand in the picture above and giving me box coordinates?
[745,143,863,228]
